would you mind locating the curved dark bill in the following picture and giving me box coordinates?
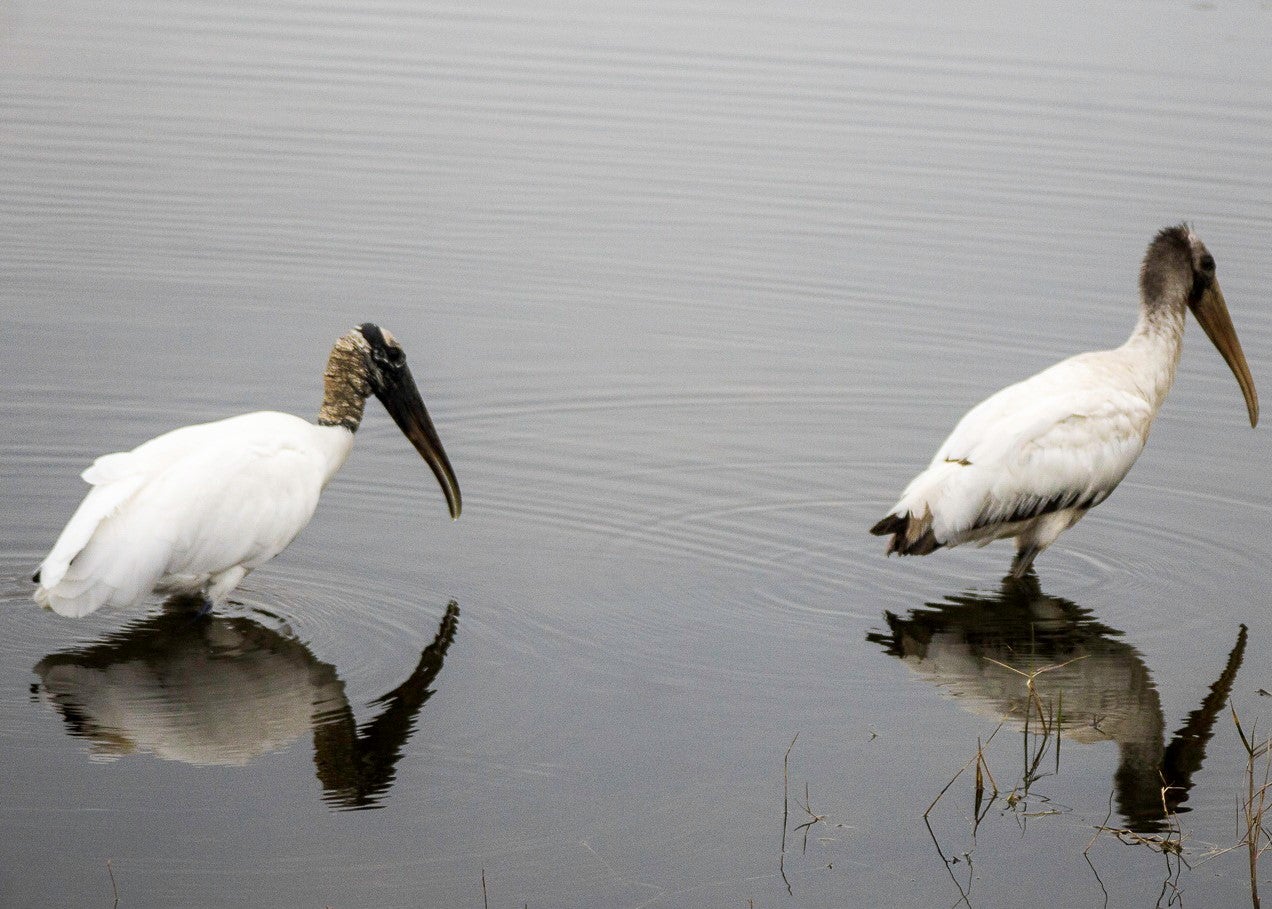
[1190,281,1259,428]
[377,365,462,519]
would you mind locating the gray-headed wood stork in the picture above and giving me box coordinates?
[871,225,1258,577]
[34,323,461,618]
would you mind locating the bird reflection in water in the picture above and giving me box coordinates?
[32,598,459,810]
[868,574,1245,832]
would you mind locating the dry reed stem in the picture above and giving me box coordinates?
[925,720,1006,818]
[982,655,1086,804]
[780,733,798,895]
[1230,703,1272,909]
[106,860,118,909]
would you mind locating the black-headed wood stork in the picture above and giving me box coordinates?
[34,323,461,618]
[871,225,1258,577]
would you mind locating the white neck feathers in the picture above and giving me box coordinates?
[1120,300,1186,410]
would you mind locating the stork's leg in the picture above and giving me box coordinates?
[204,565,249,610]
[1010,510,1082,578]
[1010,544,1042,578]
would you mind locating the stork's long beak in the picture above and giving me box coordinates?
[377,366,462,519]
[1190,280,1259,428]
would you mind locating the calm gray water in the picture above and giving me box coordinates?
[3,0,1272,906]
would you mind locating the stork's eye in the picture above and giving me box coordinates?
[372,345,400,367]
[1200,254,1216,273]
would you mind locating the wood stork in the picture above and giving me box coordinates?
[34,323,461,618]
[871,225,1258,577]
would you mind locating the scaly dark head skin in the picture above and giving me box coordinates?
[319,324,462,519]
[1140,224,1197,307]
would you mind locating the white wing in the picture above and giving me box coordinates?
[36,417,241,591]
[884,352,1156,548]
[36,412,333,617]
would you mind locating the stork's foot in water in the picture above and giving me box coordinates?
[160,592,214,616]
[1010,545,1043,579]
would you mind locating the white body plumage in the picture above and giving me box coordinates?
[893,312,1179,553]
[36,413,354,618]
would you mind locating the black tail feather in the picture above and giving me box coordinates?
[869,514,906,536]
[870,512,943,556]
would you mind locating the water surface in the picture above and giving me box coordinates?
[3,0,1272,906]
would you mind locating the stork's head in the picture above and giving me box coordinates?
[354,323,409,396]
[322,323,462,520]
[1141,225,1258,428]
